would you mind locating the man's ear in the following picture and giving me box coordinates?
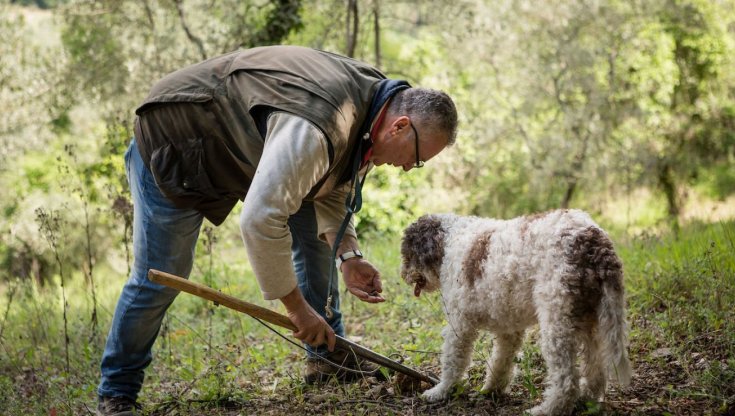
[391,116,410,136]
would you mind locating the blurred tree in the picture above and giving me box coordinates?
[60,0,304,118]
[0,5,63,167]
[346,0,358,57]
[3,0,735,287]
[651,0,735,231]
[430,0,735,223]
[0,4,73,284]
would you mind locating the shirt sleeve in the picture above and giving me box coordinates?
[313,182,357,243]
[239,112,330,300]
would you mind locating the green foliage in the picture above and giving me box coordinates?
[58,0,308,119]
[426,0,735,219]
[1,1,735,412]
[695,163,735,200]
[357,168,427,239]
[0,5,63,163]
[61,7,129,101]
[251,0,303,47]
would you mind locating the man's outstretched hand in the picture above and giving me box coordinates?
[341,259,385,303]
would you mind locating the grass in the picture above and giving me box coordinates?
[0,218,734,415]
[618,219,735,409]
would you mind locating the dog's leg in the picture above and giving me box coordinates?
[480,330,524,395]
[579,330,606,401]
[530,317,579,416]
[422,323,478,402]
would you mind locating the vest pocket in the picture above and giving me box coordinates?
[149,138,219,208]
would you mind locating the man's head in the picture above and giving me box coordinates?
[369,88,458,171]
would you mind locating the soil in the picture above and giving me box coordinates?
[144,357,734,416]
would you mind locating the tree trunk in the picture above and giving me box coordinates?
[560,180,577,209]
[373,0,381,67]
[657,159,681,234]
[173,0,208,60]
[346,0,358,57]
[560,127,589,209]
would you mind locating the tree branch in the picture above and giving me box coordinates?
[346,0,358,57]
[174,0,207,61]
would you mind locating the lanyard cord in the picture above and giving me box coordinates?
[324,134,369,319]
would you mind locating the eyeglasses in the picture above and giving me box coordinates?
[409,122,425,168]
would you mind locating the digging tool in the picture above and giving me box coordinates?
[148,269,439,386]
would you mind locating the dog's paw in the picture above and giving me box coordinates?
[479,387,506,400]
[528,405,546,416]
[480,379,510,397]
[422,384,450,402]
[528,402,576,416]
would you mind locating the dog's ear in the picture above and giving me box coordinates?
[401,215,446,273]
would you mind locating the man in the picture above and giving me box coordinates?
[97,45,458,416]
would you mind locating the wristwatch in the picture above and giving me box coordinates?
[336,249,363,270]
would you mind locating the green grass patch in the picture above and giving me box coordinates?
[619,219,735,404]
[0,219,733,415]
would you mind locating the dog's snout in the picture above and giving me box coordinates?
[401,268,422,284]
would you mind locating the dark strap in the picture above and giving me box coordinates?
[325,135,368,318]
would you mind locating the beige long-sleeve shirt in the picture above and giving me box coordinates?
[240,112,365,300]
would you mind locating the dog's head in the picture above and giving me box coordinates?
[400,215,447,297]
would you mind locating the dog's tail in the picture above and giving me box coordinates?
[569,225,632,386]
[599,260,632,386]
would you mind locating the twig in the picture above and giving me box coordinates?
[0,282,17,339]
[81,196,99,341]
[173,0,207,61]
[36,208,70,373]
[404,348,441,355]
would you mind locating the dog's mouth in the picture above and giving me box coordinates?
[412,275,426,297]
[401,267,428,297]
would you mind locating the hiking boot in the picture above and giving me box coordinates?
[96,396,141,416]
[304,349,387,384]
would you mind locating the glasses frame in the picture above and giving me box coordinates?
[409,122,425,168]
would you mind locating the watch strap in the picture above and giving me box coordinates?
[336,249,363,270]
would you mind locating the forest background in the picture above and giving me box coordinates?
[0,0,733,415]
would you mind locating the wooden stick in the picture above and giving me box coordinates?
[148,269,438,385]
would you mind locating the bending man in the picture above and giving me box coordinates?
[97,45,458,416]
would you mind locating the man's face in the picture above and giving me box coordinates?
[369,115,447,172]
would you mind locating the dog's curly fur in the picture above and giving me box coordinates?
[400,209,631,416]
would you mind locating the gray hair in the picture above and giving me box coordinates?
[387,88,458,145]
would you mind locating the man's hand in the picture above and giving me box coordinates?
[341,259,385,303]
[281,287,336,351]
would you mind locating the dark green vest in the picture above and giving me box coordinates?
[134,46,385,225]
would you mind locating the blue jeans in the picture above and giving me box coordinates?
[98,140,344,400]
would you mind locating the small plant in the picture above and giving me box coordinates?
[35,207,70,373]
[517,343,542,400]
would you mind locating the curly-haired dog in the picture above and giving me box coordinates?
[400,209,631,415]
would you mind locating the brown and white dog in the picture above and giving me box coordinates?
[400,209,631,415]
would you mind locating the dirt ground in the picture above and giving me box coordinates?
[145,357,734,416]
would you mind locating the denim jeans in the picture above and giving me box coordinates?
[98,140,344,400]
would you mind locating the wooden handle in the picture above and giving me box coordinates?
[148,268,439,385]
[148,269,297,331]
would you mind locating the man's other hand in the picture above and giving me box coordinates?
[341,259,385,303]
